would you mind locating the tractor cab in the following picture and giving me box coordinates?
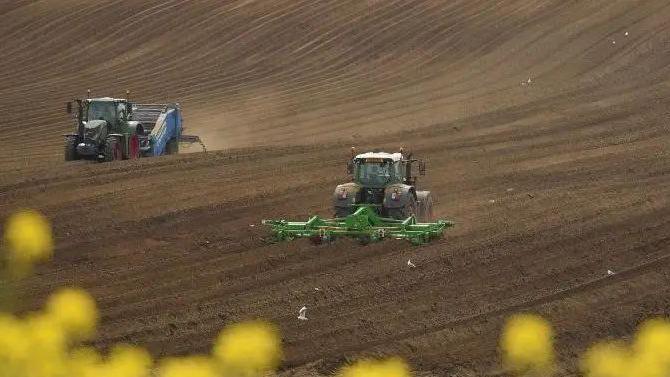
[74,98,132,131]
[352,152,404,188]
[349,150,426,187]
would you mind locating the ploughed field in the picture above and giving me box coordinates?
[1,1,669,375]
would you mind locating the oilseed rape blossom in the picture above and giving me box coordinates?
[336,357,412,377]
[67,345,152,377]
[159,356,217,377]
[68,347,103,377]
[104,344,153,377]
[581,341,630,377]
[632,318,670,368]
[46,288,98,340]
[3,210,54,269]
[500,313,555,375]
[581,318,670,377]
[0,312,67,377]
[213,320,282,375]
[0,313,31,369]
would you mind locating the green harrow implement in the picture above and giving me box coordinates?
[262,206,453,245]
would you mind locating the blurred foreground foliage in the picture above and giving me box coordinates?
[2,209,669,377]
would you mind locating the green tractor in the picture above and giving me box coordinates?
[64,96,143,162]
[262,148,451,245]
[64,92,186,162]
[334,148,434,221]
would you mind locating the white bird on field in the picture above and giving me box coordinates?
[607,269,615,276]
[298,306,308,320]
[407,259,416,268]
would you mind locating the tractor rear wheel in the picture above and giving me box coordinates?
[103,136,122,162]
[419,195,434,222]
[128,134,140,159]
[64,136,79,161]
[416,191,434,222]
[387,196,417,220]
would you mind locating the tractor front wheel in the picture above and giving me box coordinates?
[64,136,79,161]
[103,136,122,162]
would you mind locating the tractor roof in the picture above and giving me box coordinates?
[354,152,403,162]
[87,97,127,102]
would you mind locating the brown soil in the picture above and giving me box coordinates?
[1,1,669,376]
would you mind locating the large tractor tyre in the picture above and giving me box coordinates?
[416,191,435,222]
[419,195,434,222]
[64,136,79,161]
[387,196,418,220]
[102,136,122,162]
[127,134,140,159]
[165,138,179,155]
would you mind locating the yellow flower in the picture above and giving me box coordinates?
[46,288,98,340]
[336,357,412,377]
[69,347,103,377]
[23,313,68,377]
[159,356,217,377]
[0,313,67,377]
[3,210,54,267]
[0,313,30,363]
[627,352,668,377]
[633,318,670,367]
[500,313,554,375]
[213,320,282,374]
[581,341,629,377]
[105,344,153,377]
[25,313,67,353]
